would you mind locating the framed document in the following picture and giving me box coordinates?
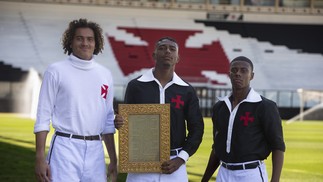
[118,104,170,173]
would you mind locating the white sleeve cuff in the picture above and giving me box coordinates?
[34,124,50,134]
[103,128,116,134]
[178,150,189,162]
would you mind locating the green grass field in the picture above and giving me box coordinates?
[0,114,323,181]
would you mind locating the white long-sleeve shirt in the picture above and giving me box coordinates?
[34,54,115,135]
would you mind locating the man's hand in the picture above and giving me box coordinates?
[114,114,124,130]
[107,162,118,182]
[35,157,51,182]
[161,157,185,174]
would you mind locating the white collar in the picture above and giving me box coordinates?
[68,54,95,70]
[218,88,262,103]
[137,68,189,86]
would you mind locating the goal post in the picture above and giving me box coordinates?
[287,89,323,123]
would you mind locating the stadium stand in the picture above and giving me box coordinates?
[1,0,323,119]
[107,27,230,84]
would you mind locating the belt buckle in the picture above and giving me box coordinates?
[222,162,240,170]
[170,148,181,156]
[222,162,228,169]
[170,149,177,156]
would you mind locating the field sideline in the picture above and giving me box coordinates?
[0,113,323,181]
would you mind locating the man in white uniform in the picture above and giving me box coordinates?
[34,18,118,182]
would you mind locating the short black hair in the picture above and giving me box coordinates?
[155,36,178,47]
[231,56,254,71]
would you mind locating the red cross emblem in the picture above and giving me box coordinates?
[101,84,109,99]
[240,112,254,126]
[171,95,184,109]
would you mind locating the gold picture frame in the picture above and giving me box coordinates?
[118,104,170,173]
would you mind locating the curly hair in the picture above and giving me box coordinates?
[62,18,104,55]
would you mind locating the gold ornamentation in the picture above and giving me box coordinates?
[118,104,170,173]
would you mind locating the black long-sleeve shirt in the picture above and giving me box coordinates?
[124,69,204,158]
[212,88,286,163]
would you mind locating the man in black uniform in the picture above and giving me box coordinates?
[202,56,285,182]
[124,37,204,182]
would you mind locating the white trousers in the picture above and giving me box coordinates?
[216,161,268,182]
[126,155,188,182]
[47,135,107,182]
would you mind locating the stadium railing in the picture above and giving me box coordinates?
[2,0,322,15]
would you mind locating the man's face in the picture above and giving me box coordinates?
[153,40,179,68]
[229,60,254,89]
[71,27,95,60]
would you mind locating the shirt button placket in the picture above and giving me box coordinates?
[226,108,238,153]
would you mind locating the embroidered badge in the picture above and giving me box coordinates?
[171,95,184,109]
[101,84,109,99]
[240,112,254,126]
